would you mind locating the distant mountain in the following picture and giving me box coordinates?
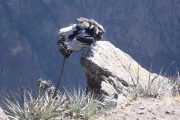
[0,0,180,91]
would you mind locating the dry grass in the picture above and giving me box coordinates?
[126,65,180,99]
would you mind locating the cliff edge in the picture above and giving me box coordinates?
[81,41,169,99]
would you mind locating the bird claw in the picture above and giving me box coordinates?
[58,41,72,58]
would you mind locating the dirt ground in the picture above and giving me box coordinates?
[92,95,180,120]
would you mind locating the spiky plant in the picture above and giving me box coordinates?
[4,90,67,120]
[65,88,98,120]
[3,87,101,120]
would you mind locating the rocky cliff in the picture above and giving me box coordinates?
[0,0,179,91]
[81,41,169,99]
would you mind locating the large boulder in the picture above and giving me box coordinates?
[0,107,9,120]
[81,41,169,99]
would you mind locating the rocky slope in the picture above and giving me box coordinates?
[0,0,180,91]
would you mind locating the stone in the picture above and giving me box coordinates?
[81,41,169,100]
[0,107,9,120]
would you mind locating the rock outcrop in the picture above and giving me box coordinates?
[0,107,9,120]
[81,41,169,99]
